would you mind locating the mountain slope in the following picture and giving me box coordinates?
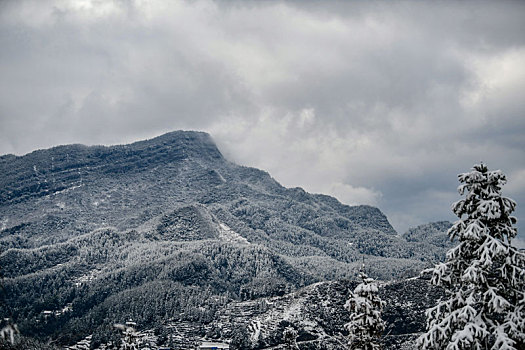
[0,131,450,347]
[402,221,453,248]
[67,278,445,350]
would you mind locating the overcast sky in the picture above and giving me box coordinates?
[1,0,524,239]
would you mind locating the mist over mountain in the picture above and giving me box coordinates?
[0,131,451,348]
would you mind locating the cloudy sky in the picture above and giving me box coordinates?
[1,0,524,238]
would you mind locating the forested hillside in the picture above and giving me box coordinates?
[0,131,451,348]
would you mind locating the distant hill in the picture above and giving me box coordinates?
[402,221,453,248]
[0,131,451,348]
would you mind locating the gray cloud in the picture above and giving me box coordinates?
[1,0,524,235]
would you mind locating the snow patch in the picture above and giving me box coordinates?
[52,184,83,196]
[73,269,101,287]
[249,320,261,343]
[281,301,302,321]
[0,218,8,231]
[218,222,249,245]
[216,170,226,183]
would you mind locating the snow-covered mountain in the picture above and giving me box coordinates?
[0,131,450,348]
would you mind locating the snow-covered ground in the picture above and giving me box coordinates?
[218,222,249,245]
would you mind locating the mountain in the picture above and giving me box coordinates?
[402,221,453,248]
[0,131,450,348]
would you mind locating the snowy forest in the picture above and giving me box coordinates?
[0,131,524,350]
[2,0,525,348]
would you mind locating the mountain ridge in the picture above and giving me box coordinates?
[0,131,224,204]
[0,130,451,348]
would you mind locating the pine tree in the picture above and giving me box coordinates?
[283,326,299,350]
[418,163,525,349]
[345,268,385,350]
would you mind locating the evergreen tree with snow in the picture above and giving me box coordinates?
[283,326,299,350]
[418,163,525,349]
[114,321,140,350]
[345,267,386,350]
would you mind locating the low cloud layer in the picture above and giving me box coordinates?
[1,0,524,236]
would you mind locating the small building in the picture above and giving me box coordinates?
[198,341,230,350]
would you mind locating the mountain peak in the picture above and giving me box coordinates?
[130,130,223,161]
[0,130,224,204]
[0,130,450,349]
